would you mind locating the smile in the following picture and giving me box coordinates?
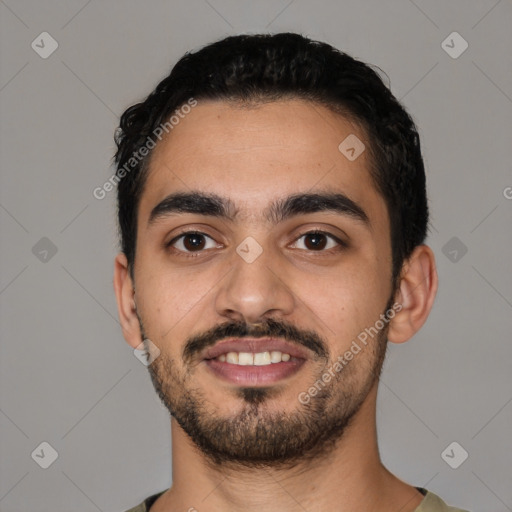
[214,350,291,365]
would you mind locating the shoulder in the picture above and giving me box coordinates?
[415,489,470,512]
[122,489,167,512]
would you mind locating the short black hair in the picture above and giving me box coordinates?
[114,32,429,286]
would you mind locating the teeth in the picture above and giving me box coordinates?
[238,352,253,365]
[226,352,238,364]
[270,350,282,363]
[216,350,292,365]
[254,351,271,365]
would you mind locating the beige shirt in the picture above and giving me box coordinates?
[123,488,470,511]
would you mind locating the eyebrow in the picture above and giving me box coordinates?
[147,190,370,228]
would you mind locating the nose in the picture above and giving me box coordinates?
[214,240,295,324]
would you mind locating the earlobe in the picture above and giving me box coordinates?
[387,245,438,344]
[113,252,142,349]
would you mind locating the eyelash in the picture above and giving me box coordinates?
[165,229,346,258]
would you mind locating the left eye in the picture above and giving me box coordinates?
[291,231,342,251]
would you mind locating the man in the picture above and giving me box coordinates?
[113,33,469,512]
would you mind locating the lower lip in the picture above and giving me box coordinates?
[204,358,305,385]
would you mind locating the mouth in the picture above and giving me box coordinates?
[202,338,309,386]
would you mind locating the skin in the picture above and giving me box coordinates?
[114,99,438,512]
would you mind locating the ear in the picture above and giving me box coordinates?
[387,244,438,344]
[113,252,142,349]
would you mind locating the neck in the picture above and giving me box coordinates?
[152,384,424,512]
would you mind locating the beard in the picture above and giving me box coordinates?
[139,301,392,471]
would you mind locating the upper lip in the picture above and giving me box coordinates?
[202,338,310,360]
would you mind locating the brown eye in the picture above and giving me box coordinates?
[168,232,217,253]
[182,233,206,251]
[304,232,328,250]
[291,231,343,252]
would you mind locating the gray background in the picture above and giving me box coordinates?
[1,1,511,511]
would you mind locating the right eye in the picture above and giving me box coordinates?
[167,231,219,255]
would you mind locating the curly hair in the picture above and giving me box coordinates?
[114,32,428,286]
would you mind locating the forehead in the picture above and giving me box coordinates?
[139,99,385,225]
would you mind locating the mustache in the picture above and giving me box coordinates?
[182,317,328,363]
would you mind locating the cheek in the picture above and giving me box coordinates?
[136,263,219,341]
[301,261,389,351]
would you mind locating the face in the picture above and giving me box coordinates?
[130,99,395,468]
